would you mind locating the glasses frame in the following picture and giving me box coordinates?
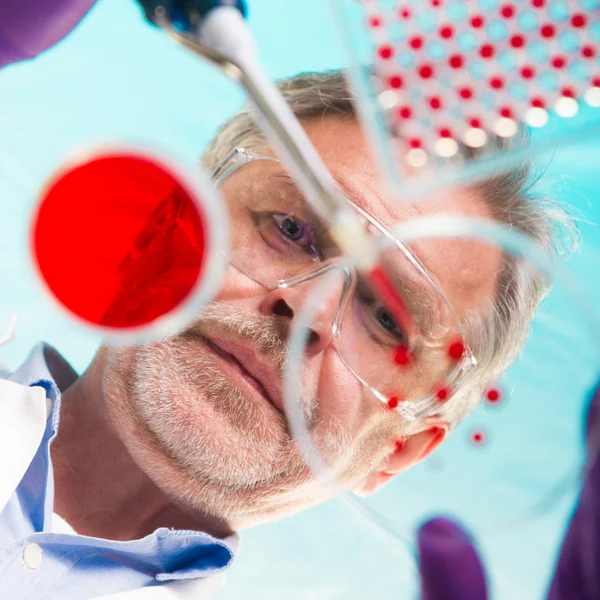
[211,147,477,420]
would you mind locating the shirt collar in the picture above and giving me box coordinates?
[7,342,240,570]
[10,342,78,391]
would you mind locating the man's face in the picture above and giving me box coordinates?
[102,117,501,528]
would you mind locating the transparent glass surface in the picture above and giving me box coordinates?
[284,213,600,598]
[333,0,600,198]
[30,146,229,343]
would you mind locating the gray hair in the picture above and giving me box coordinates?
[200,69,577,429]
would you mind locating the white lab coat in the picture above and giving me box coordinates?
[0,378,238,600]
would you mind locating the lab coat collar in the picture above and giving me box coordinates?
[0,343,240,599]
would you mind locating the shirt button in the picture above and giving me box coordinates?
[23,543,43,570]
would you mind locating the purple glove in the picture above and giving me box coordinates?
[0,0,96,69]
[417,382,600,600]
[417,517,488,600]
[547,384,600,600]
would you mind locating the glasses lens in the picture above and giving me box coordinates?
[217,157,342,282]
[337,241,471,406]
[217,155,467,406]
[32,152,208,331]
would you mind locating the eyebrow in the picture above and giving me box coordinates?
[266,173,342,234]
[267,173,371,231]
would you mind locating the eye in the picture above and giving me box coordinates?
[271,214,319,256]
[275,214,304,241]
[375,306,407,343]
[376,306,397,331]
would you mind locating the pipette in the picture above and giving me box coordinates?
[137,0,418,336]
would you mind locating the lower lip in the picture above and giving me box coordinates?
[201,337,278,410]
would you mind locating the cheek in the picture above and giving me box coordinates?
[214,266,267,302]
[307,347,386,467]
[315,348,364,418]
[310,349,401,478]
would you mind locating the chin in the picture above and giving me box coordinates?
[101,341,363,528]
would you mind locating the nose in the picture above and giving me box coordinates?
[259,276,344,358]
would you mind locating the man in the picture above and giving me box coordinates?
[1,69,569,599]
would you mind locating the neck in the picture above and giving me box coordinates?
[51,354,232,541]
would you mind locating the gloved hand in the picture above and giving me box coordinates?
[0,0,96,69]
[417,517,488,600]
[547,383,600,600]
[416,382,600,600]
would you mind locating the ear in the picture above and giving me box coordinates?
[353,424,449,497]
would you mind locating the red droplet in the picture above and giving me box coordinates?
[389,75,404,89]
[582,45,596,59]
[395,440,406,452]
[398,106,413,120]
[388,396,399,409]
[409,35,424,50]
[439,24,454,39]
[486,388,501,403]
[448,340,465,360]
[439,127,452,138]
[399,7,412,19]
[540,24,556,38]
[469,117,482,129]
[510,34,525,48]
[429,96,442,110]
[479,43,495,59]
[471,430,485,445]
[500,4,515,18]
[449,54,464,69]
[531,0,545,6]
[561,87,575,98]
[572,13,587,28]
[419,64,434,79]
[470,15,484,28]
[431,0,441,6]
[552,55,567,69]
[593,77,600,88]
[378,45,394,60]
[436,387,450,401]
[394,344,411,365]
[520,65,535,79]
[490,76,504,89]
[409,138,422,149]
[531,96,546,108]
[459,87,473,100]
[32,154,207,329]
[368,15,382,28]
[500,106,512,118]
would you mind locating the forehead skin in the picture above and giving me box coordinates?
[296,117,503,319]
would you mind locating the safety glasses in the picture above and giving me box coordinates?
[212,147,477,419]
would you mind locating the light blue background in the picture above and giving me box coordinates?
[1,1,600,598]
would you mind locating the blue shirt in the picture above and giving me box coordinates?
[0,343,236,599]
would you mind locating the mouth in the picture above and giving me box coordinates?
[200,336,283,413]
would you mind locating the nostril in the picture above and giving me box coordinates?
[307,331,320,347]
[272,298,294,319]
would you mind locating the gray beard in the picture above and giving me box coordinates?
[125,303,331,491]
